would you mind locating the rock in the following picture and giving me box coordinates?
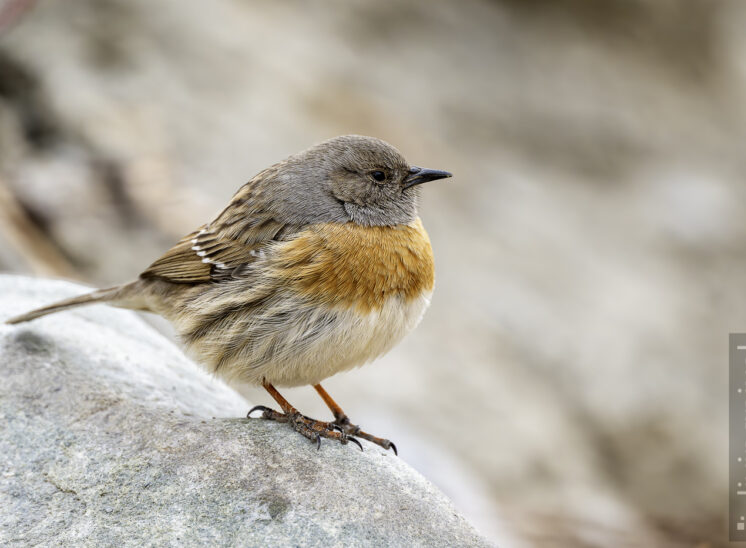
[0,275,493,547]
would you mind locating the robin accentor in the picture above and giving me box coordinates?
[6,135,452,453]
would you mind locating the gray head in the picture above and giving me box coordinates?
[262,135,451,227]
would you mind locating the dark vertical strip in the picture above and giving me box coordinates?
[730,333,746,541]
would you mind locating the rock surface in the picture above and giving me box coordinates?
[0,275,492,547]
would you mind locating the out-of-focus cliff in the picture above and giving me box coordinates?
[0,1,740,545]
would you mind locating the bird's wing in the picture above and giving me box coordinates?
[140,177,297,284]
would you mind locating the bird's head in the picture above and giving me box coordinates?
[272,135,451,226]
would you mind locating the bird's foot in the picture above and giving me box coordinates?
[333,414,397,455]
[247,405,363,451]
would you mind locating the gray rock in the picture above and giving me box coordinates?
[0,275,493,547]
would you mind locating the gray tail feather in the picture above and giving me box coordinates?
[5,286,123,325]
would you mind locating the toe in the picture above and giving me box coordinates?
[247,405,277,419]
[388,441,398,456]
[349,437,363,452]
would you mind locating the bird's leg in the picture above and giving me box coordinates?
[247,383,362,450]
[313,384,397,455]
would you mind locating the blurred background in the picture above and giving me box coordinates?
[0,0,740,545]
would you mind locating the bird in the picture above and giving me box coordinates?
[6,135,451,453]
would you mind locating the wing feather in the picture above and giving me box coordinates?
[140,177,296,284]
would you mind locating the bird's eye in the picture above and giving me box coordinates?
[371,170,386,182]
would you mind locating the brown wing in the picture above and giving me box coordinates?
[140,177,296,284]
[139,225,213,283]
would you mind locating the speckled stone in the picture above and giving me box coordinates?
[0,275,493,547]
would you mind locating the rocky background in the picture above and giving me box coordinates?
[0,0,740,545]
[1,276,492,547]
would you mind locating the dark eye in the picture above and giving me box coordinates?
[371,171,386,182]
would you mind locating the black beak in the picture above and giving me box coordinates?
[403,166,452,190]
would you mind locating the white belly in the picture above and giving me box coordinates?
[204,290,432,387]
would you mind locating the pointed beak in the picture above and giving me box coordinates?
[403,166,452,190]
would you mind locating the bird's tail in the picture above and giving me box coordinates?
[5,285,125,325]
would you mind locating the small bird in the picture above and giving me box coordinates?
[6,135,451,452]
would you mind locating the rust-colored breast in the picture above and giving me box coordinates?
[271,218,435,313]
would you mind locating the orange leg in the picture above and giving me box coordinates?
[313,384,397,455]
[247,383,362,451]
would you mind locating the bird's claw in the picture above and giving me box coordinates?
[332,415,398,455]
[248,406,361,451]
[247,405,275,418]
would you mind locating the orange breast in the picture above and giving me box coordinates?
[271,218,435,313]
